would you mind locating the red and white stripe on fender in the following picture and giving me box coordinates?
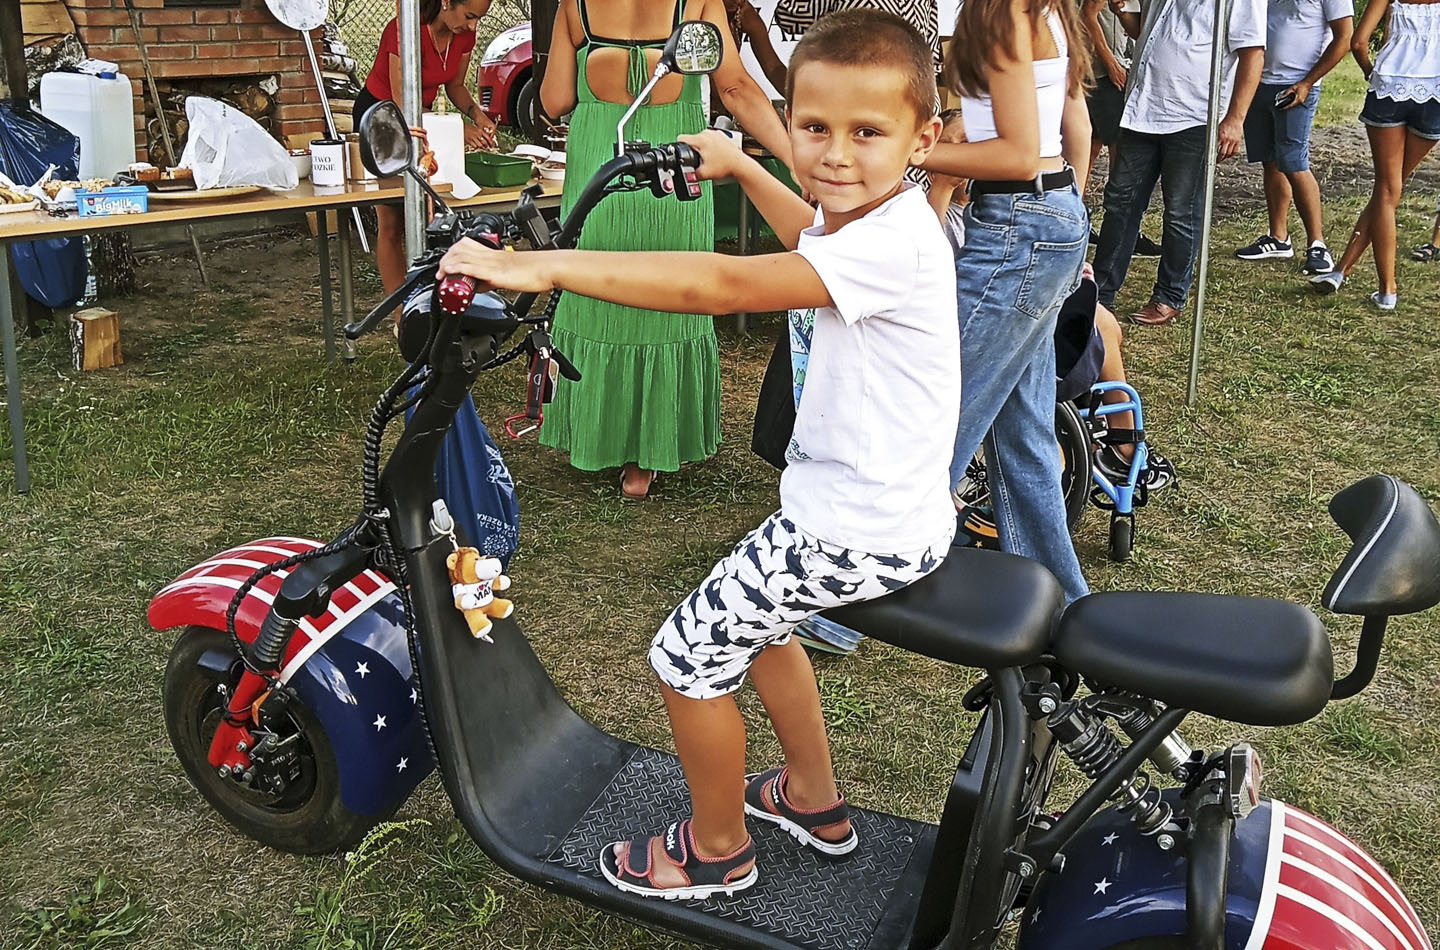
[153,537,397,685]
[1246,801,1432,950]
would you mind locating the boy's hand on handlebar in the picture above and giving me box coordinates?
[437,238,554,294]
[676,130,743,181]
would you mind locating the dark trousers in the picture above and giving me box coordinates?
[1094,124,1208,310]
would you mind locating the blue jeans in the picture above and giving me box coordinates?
[951,183,1089,603]
[1094,125,1207,311]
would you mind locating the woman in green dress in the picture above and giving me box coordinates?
[540,0,791,498]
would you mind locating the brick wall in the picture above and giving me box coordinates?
[61,0,327,154]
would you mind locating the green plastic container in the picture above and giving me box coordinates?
[464,152,534,188]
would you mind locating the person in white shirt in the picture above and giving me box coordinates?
[1233,0,1354,274]
[1091,0,1267,326]
[441,9,955,899]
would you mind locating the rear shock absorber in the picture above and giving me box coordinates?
[1048,701,1173,835]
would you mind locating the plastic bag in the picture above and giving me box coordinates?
[0,101,86,308]
[178,96,298,191]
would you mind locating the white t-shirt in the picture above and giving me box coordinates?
[1262,0,1355,86]
[780,184,961,554]
[1122,0,1268,134]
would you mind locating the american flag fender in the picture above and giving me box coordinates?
[148,537,398,683]
[150,537,434,816]
[1018,793,1432,950]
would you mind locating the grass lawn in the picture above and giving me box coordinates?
[2,99,1439,948]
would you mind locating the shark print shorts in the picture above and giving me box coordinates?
[648,512,952,700]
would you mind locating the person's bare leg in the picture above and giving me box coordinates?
[1368,125,1408,295]
[748,638,851,840]
[613,684,754,888]
[374,204,406,317]
[621,462,656,498]
[1263,162,1293,243]
[1287,169,1325,247]
[1093,303,1136,460]
[1334,202,1375,277]
[1430,212,1440,248]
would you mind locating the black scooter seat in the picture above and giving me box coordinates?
[1052,592,1334,726]
[823,547,1062,669]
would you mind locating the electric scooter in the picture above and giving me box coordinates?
[151,22,1440,950]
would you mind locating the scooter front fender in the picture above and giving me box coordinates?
[149,537,434,816]
[1019,794,1431,950]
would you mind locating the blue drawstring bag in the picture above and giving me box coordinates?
[406,388,520,568]
[0,101,87,308]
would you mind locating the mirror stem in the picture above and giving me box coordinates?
[615,66,671,156]
[408,167,453,217]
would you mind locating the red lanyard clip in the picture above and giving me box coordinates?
[503,346,556,438]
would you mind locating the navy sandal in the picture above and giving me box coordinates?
[599,818,757,900]
[744,767,858,857]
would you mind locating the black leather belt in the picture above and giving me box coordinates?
[969,167,1075,199]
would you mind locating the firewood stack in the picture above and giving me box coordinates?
[144,78,279,168]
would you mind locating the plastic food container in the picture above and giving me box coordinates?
[465,152,533,188]
[75,185,149,216]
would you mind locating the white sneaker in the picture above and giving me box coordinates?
[1309,271,1344,295]
[1370,291,1397,311]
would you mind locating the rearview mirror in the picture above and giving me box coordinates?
[358,100,413,179]
[617,21,724,155]
[663,20,722,76]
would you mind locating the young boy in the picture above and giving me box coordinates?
[437,9,956,899]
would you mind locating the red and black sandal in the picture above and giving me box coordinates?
[744,767,858,857]
[598,818,758,900]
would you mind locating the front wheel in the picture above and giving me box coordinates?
[515,76,538,140]
[163,626,382,854]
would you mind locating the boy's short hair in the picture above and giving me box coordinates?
[785,10,937,124]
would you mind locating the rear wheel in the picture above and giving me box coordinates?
[954,401,1090,547]
[163,626,380,854]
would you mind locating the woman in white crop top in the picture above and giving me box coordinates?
[919,0,1096,604]
[1311,0,1440,307]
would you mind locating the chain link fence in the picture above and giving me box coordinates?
[329,0,530,104]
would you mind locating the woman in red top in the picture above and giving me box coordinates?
[355,0,500,299]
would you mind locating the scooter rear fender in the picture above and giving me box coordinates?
[149,537,433,816]
[1019,794,1431,950]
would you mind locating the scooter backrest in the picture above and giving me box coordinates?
[1323,474,1440,616]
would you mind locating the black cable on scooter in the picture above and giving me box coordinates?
[222,535,358,674]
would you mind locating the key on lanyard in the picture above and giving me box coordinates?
[504,329,558,438]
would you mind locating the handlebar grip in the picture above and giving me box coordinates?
[675,143,701,168]
[437,274,478,315]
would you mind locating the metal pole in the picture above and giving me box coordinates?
[1188,0,1234,407]
[399,1,425,263]
[0,247,30,493]
[317,206,334,365]
[301,33,371,255]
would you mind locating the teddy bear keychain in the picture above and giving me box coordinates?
[446,547,514,642]
[430,499,514,643]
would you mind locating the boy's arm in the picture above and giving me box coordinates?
[1085,0,1127,90]
[437,242,833,316]
[681,130,816,249]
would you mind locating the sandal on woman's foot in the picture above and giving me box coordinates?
[619,463,656,501]
[1411,242,1438,262]
[599,819,757,900]
[744,767,858,857]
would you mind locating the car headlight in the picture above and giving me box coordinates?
[481,26,529,66]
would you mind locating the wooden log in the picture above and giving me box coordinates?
[70,307,123,371]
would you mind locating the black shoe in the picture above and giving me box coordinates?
[1235,234,1294,260]
[1133,234,1163,258]
[1303,244,1335,274]
[1094,444,1175,493]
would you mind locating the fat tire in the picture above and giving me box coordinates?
[514,75,538,140]
[163,625,383,854]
